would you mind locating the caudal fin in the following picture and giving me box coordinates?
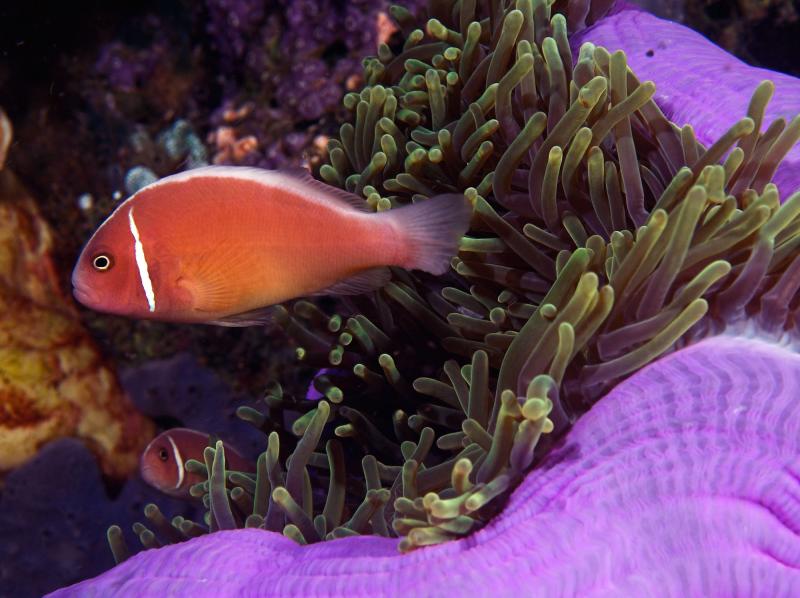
[386,194,472,275]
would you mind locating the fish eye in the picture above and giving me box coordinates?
[92,254,113,271]
[158,448,169,462]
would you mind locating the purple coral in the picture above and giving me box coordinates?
[94,16,171,93]
[206,0,267,65]
[49,336,800,595]
[205,0,398,167]
[275,59,352,121]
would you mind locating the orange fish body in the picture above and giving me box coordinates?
[72,167,471,325]
[140,428,254,498]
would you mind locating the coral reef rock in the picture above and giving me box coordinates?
[0,109,153,476]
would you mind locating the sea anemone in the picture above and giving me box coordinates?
[52,336,800,594]
[573,5,800,195]
[52,0,800,594]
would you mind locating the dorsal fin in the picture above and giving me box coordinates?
[139,165,374,213]
[278,167,373,212]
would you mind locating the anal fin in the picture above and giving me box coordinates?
[208,306,278,327]
[312,267,392,296]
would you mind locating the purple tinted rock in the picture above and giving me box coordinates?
[206,0,395,167]
[0,439,199,598]
[121,352,265,461]
[276,59,345,121]
[343,1,384,51]
[206,0,266,62]
[573,6,800,195]
[94,18,170,94]
[50,335,800,595]
[282,0,339,49]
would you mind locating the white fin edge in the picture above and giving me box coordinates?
[141,165,371,212]
[140,166,372,212]
[92,166,369,246]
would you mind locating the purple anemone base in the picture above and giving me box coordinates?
[574,6,800,195]
[50,334,800,596]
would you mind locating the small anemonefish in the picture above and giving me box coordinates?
[72,166,472,326]
[140,428,254,498]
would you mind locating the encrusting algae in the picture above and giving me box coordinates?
[110,0,800,559]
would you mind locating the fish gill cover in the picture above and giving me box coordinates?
[105,0,800,563]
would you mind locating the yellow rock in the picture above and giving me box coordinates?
[0,108,154,477]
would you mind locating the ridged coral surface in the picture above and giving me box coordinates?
[574,6,800,195]
[51,334,800,596]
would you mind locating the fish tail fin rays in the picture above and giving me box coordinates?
[388,194,472,275]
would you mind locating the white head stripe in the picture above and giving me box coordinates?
[127,207,156,312]
[166,435,185,489]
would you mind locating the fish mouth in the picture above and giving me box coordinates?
[72,284,97,307]
[139,463,157,487]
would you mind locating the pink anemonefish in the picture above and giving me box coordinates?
[140,428,254,498]
[72,166,472,326]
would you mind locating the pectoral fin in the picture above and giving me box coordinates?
[179,247,252,313]
[178,275,239,313]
